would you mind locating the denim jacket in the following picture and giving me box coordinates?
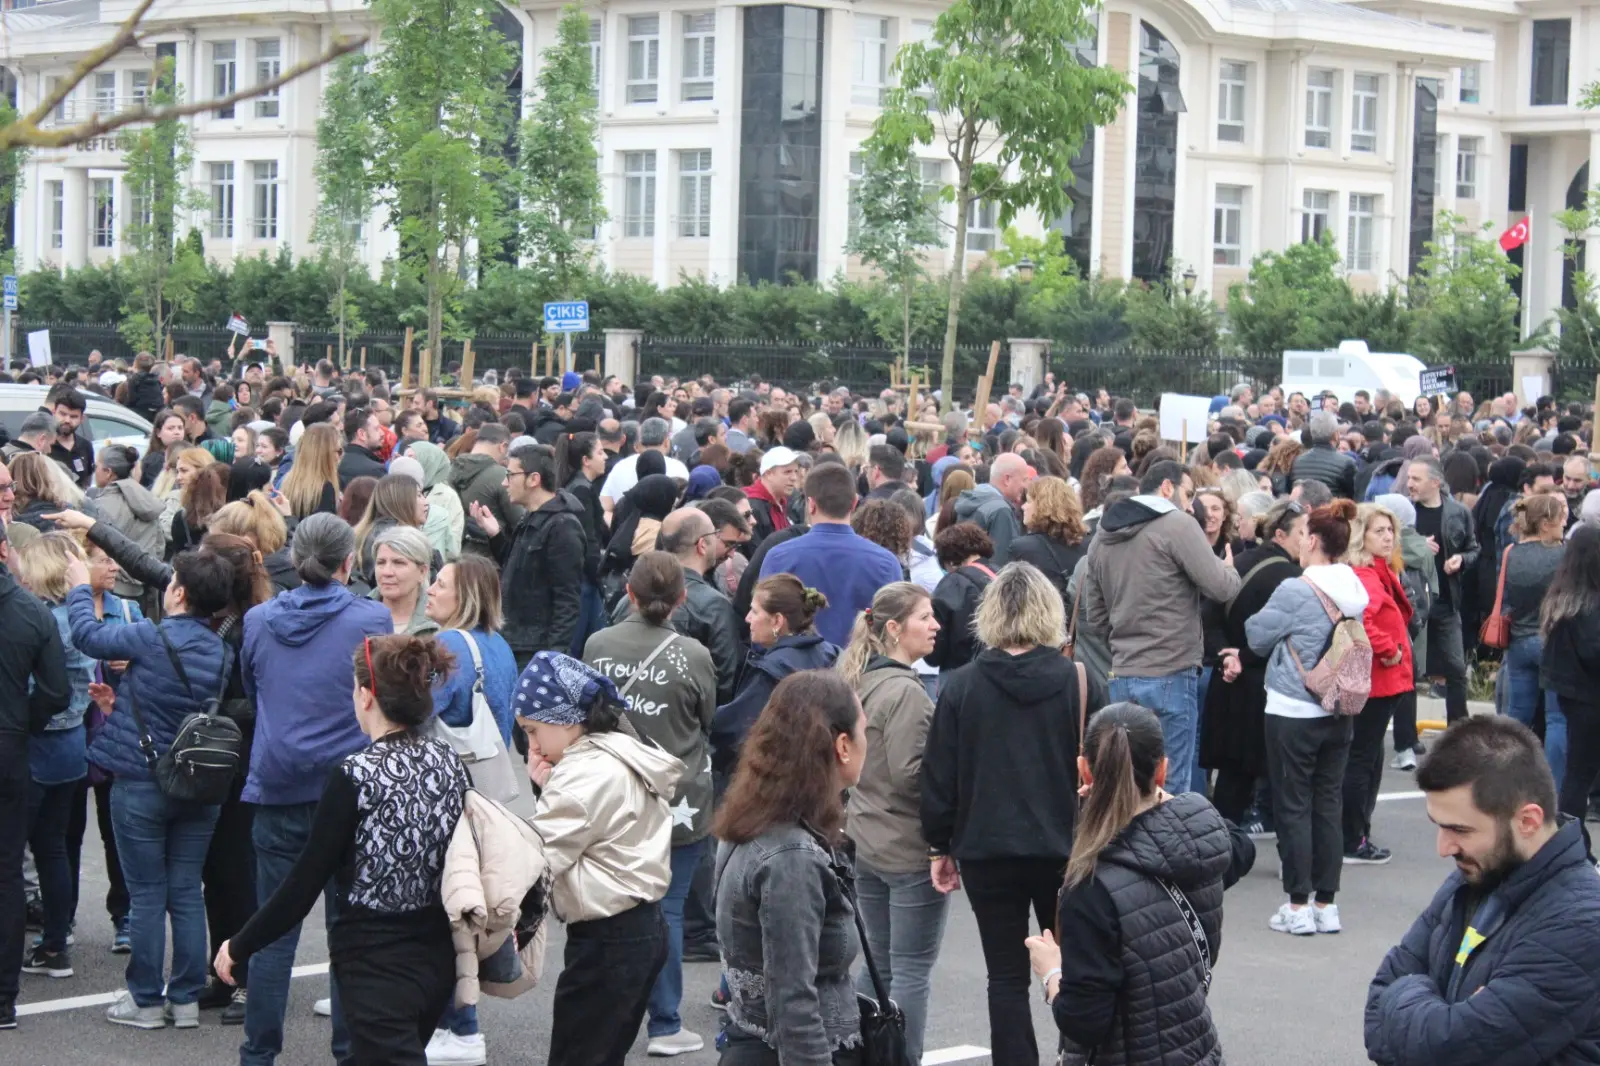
[715,825,861,1065]
[29,601,96,785]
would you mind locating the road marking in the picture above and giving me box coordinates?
[17,963,329,1018]
[923,1046,990,1065]
[1376,790,1424,802]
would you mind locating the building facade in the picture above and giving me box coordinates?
[1,0,1590,335]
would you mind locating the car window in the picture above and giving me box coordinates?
[88,414,146,441]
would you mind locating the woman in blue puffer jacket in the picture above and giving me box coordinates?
[64,547,237,1030]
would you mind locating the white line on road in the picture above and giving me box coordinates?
[1375,790,1424,802]
[16,962,329,1018]
[922,1047,990,1065]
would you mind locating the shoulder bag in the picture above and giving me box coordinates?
[826,847,909,1066]
[618,630,679,705]
[425,631,521,804]
[128,624,241,806]
[1477,544,1515,651]
[1155,876,1213,995]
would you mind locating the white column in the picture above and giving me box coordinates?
[62,168,88,269]
[1586,130,1600,273]
[652,150,670,287]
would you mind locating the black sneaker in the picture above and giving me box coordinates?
[0,1002,16,1029]
[1343,839,1393,865]
[682,940,721,963]
[23,897,43,932]
[221,988,248,1026]
[21,945,72,978]
[198,977,234,1010]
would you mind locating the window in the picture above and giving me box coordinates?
[681,13,715,102]
[678,150,711,237]
[1532,19,1570,106]
[91,179,114,248]
[1218,61,1246,143]
[852,16,889,106]
[92,72,116,116]
[1305,68,1334,148]
[1346,193,1376,271]
[623,151,656,237]
[253,39,281,118]
[847,152,865,243]
[128,177,152,232]
[1460,62,1481,104]
[1213,185,1244,265]
[1456,136,1480,199]
[1351,73,1379,152]
[250,160,278,239]
[587,18,602,93]
[209,162,235,238]
[626,16,659,104]
[47,181,62,249]
[1301,189,1332,243]
[211,41,237,118]
[129,70,150,107]
[966,199,997,252]
[45,75,65,122]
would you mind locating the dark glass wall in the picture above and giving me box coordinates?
[1408,78,1438,275]
[1532,19,1570,106]
[1132,22,1181,284]
[1563,163,1588,310]
[1057,35,1099,277]
[1508,143,1527,324]
[738,6,823,284]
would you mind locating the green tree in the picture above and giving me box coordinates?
[1226,234,1351,353]
[1555,192,1600,362]
[370,0,514,370]
[870,0,1127,410]
[846,139,942,361]
[519,5,605,300]
[1124,282,1221,351]
[1409,212,1521,366]
[117,59,207,353]
[313,54,377,365]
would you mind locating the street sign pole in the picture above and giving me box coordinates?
[2,275,19,368]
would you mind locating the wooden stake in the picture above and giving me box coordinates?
[908,370,919,416]
[400,326,414,390]
[164,332,174,361]
[530,341,539,378]
[359,346,367,370]
[544,344,554,379]
[1181,420,1189,463]
[594,352,602,376]
[460,339,475,389]
[983,339,1001,385]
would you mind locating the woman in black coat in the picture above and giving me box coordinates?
[1007,476,1088,606]
[1199,498,1307,826]
[926,523,995,673]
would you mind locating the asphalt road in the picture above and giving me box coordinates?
[6,761,1447,1066]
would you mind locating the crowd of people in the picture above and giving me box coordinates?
[2,349,1600,1064]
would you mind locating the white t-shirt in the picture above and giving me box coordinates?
[600,451,689,502]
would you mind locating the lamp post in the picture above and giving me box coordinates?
[1182,265,1198,294]
[1016,256,1035,284]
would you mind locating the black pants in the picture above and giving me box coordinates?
[550,901,667,1066]
[958,857,1062,1066]
[1211,769,1256,824]
[1391,680,1420,752]
[1265,715,1351,901]
[90,778,128,923]
[204,795,256,986]
[1426,611,1469,723]
[332,928,455,1066]
[1560,697,1600,857]
[684,770,728,952]
[0,737,28,1010]
[1342,693,1406,853]
[720,1028,863,1066]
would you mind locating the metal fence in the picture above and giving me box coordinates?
[1044,347,1283,404]
[638,337,999,399]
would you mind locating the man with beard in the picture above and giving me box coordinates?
[1365,716,1600,1065]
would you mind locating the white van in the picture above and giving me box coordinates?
[1279,340,1427,408]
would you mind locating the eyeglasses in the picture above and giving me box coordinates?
[0,481,13,494]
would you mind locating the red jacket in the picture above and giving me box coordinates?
[1353,561,1414,698]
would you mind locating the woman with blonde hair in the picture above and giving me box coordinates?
[371,525,438,635]
[353,473,428,586]
[1502,491,1568,786]
[834,418,870,478]
[921,562,1086,1066]
[208,491,297,592]
[1009,476,1088,603]
[931,467,974,537]
[170,462,229,556]
[806,411,836,448]
[840,582,945,1066]
[279,422,341,519]
[10,451,83,531]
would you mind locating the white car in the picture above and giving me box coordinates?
[0,383,154,458]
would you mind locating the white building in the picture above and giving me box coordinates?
[0,0,1588,334]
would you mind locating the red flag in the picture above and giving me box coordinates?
[1499,216,1530,252]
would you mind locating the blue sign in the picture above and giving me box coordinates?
[544,300,589,333]
[3,275,18,312]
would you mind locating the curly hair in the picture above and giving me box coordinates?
[1023,476,1086,546]
[851,498,914,558]
[935,522,993,569]
[1258,438,1303,477]
[1078,447,1125,514]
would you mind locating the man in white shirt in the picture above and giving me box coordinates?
[599,416,688,517]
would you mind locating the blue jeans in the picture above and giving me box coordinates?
[853,859,950,1066]
[28,778,79,953]
[1193,667,1213,796]
[1109,670,1200,793]
[1505,634,1566,792]
[110,780,218,1007]
[647,839,706,1037]
[242,803,350,1066]
[439,1001,478,1037]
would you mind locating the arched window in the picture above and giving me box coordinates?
[1132,22,1183,284]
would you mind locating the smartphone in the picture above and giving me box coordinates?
[250,339,267,351]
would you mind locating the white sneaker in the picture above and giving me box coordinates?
[1269,902,1316,936]
[427,1029,489,1066]
[313,997,332,1018]
[648,1028,706,1056]
[1312,903,1342,934]
[1391,749,1417,771]
[105,990,165,1029]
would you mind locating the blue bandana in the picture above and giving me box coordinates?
[513,652,619,726]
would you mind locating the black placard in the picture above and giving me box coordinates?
[1419,365,1457,395]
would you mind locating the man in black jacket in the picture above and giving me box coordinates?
[337,408,388,488]
[0,522,72,1029]
[1290,411,1357,498]
[1407,457,1480,724]
[475,443,587,669]
[657,508,740,703]
[124,353,167,423]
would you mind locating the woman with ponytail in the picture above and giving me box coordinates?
[1026,703,1251,1066]
[841,582,944,1066]
[215,634,470,1065]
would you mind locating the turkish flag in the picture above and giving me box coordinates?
[1499,216,1530,252]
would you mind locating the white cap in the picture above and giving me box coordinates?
[760,446,800,473]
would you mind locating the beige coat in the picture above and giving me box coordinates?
[531,730,683,924]
[442,791,549,1005]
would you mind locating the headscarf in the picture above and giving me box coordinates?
[685,465,721,502]
[603,473,681,576]
[514,651,619,726]
[637,450,668,479]
[1579,489,1600,534]
[408,441,452,492]
[388,456,426,490]
[1472,456,1525,549]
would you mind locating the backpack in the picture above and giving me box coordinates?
[1397,565,1431,637]
[1286,581,1372,717]
[127,624,242,806]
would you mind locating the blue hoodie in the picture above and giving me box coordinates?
[241,582,392,806]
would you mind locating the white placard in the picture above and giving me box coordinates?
[1158,393,1212,444]
[27,329,50,368]
[1521,376,1545,406]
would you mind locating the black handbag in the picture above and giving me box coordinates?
[827,849,910,1066]
[127,624,240,806]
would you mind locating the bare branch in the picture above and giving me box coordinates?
[19,0,159,128]
[1,34,366,151]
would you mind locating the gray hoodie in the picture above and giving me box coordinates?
[1245,563,1369,718]
[953,483,1023,564]
[88,477,167,599]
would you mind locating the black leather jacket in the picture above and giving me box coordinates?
[1290,442,1357,498]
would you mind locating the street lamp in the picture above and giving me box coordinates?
[1181,265,1198,294]
[1016,256,1035,284]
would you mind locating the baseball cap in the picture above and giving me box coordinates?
[760,446,800,473]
